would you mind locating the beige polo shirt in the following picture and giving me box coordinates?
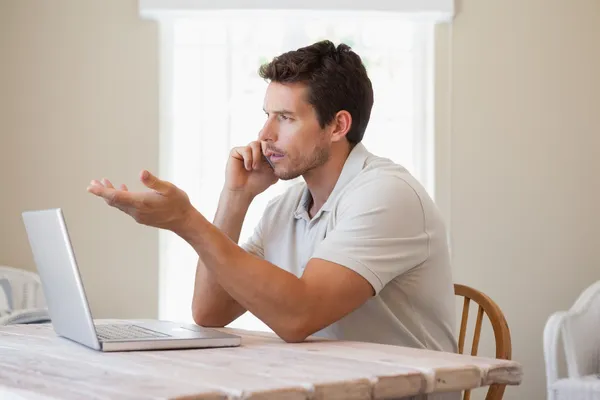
[242,143,457,353]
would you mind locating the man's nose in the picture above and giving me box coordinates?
[258,119,277,142]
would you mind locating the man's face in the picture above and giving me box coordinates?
[259,82,331,180]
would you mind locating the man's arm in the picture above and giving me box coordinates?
[180,210,374,343]
[191,190,251,327]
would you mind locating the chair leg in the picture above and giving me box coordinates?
[485,383,506,400]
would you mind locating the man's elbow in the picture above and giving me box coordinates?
[278,329,308,343]
[192,313,224,328]
[275,318,314,343]
[191,306,228,328]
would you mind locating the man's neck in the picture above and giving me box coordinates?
[303,142,352,218]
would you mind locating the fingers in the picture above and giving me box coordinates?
[249,141,262,170]
[101,178,114,189]
[87,177,133,204]
[88,173,168,200]
[240,147,252,171]
[87,184,136,207]
[140,170,172,194]
[231,141,264,171]
[91,178,126,190]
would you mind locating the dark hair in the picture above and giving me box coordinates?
[258,40,373,144]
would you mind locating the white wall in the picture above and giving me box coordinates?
[0,0,160,318]
[1,0,599,398]
[437,0,600,399]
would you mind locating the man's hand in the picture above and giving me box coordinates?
[86,170,195,234]
[226,141,278,198]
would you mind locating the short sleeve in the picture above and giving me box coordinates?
[311,176,430,295]
[240,216,265,259]
[240,189,294,259]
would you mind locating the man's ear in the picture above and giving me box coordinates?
[329,110,352,143]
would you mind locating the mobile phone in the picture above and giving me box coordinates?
[263,153,275,170]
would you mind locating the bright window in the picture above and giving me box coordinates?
[157,11,435,331]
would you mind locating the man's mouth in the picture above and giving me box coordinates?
[265,150,285,161]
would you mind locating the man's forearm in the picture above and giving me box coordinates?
[181,209,311,342]
[190,190,252,326]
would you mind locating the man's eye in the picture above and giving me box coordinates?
[278,114,290,121]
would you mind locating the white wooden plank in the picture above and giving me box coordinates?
[230,339,483,393]
[328,340,523,388]
[0,347,226,400]
[0,386,59,400]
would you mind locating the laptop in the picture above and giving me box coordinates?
[21,208,241,352]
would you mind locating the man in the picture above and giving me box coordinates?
[88,40,457,352]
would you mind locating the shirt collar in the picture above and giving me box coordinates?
[294,143,370,220]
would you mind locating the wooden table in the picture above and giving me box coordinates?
[0,322,522,399]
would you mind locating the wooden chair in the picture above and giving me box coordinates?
[454,283,512,400]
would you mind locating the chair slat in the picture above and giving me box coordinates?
[471,305,485,356]
[458,297,470,354]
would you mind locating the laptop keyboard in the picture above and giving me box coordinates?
[95,324,170,341]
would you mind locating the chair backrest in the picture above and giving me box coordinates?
[0,266,46,314]
[454,283,512,400]
[544,280,600,394]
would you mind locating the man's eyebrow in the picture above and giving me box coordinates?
[263,108,296,115]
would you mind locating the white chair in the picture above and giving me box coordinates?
[0,266,47,325]
[544,280,600,400]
